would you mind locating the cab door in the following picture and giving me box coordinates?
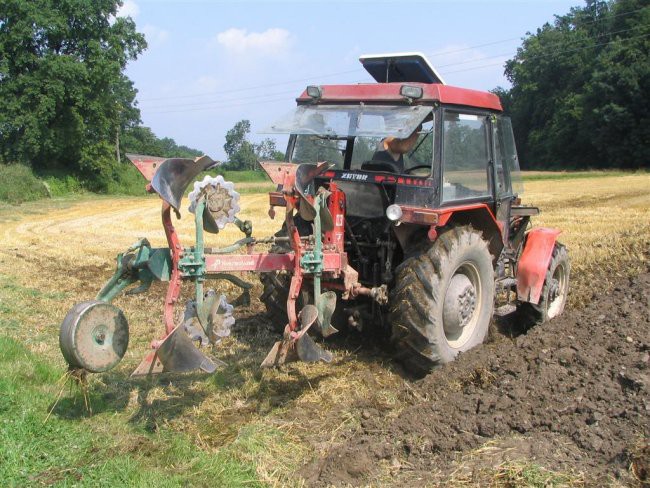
[491,115,522,243]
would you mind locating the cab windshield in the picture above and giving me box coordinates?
[262,104,433,174]
[263,104,431,138]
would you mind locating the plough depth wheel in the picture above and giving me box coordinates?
[59,300,129,373]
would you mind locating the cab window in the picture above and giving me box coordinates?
[442,111,491,201]
[350,118,434,175]
[493,116,523,197]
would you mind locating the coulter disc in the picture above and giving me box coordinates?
[59,300,129,373]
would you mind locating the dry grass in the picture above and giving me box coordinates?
[0,172,649,485]
[522,175,650,306]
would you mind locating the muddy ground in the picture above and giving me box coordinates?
[304,268,650,487]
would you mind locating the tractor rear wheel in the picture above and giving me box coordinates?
[260,271,293,334]
[518,243,570,325]
[390,226,494,376]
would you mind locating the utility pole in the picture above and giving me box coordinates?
[116,126,121,164]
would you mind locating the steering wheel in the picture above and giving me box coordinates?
[361,160,402,173]
[403,165,431,175]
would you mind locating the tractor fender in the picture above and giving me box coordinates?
[516,227,561,304]
[437,204,505,260]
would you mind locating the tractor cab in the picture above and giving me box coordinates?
[262,53,524,250]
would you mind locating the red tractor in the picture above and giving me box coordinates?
[59,53,569,377]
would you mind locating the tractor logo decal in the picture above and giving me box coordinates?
[340,173,368,181]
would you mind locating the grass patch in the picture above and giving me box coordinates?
[491,461,585,487]
[0,335,281,487]
[105,162,149,196]
[0,164,49,204]
[215,169,270,183]
[38,169,86,197]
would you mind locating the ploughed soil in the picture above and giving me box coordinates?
[305,269,650,486]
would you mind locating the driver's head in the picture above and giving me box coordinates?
[384,124,422,155]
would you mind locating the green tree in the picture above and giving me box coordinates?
[501,0,649,169]
[121,126,203,159]
[0,0,146,188]
[223,119,284,170]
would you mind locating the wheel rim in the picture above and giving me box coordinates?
[443,261,482,349]
[547,261,568,319]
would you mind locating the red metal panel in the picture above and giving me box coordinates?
[260,161,296,185]
[516,228,561,304]
[437,85,503,111]
[204,252,343,273]
[162,203,182,335]
[297,83,502,111]
[126,154,166,182]
[324,184,346,252]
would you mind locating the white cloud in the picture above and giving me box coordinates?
[142,24,169,47]
[117,0,139,19]
[215,28,293,57]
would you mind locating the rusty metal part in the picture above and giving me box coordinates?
[259,161,296,185]
[162,203,182,335]
[156,325,222,374]
[131,350,164,376]
[59,300,129,373]
[151,155,216,211]
[189,177,241,233]
[126,154,166,182]
[318,279,388,305]
[296,333,333,363]
[260,336,298,368]
[295,163,331,221]
[261,304,332,367]
[317,291,338,338]
[202,184,239,233]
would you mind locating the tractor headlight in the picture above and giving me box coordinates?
[400,85,423,100]
[386,204,403,222]
[306,85,322,99]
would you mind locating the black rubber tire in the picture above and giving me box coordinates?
[260,271,293,333]
[390,226,495,376]
[517,243,570,325]
[259,219,311,334]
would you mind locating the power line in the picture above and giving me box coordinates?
[434,23,648,71]
[141,14,649,115]
[138,69,360,102]
[441,31,650,75]
[139,87,300,109]
[145,95,292,114]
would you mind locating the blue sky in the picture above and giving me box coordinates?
[120,0,581,159]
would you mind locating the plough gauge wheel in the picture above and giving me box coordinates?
[59,300,129,373]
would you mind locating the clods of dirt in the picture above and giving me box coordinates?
[307,271,650,486]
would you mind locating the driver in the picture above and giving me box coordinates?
[371,124,422,173]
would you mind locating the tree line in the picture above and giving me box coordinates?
[495,0,648,169]
[1,0,647,192]
[0,0,203,191]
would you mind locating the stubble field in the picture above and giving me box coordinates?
[0,172,648,487]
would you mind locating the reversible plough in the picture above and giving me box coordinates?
[59,154,385,376]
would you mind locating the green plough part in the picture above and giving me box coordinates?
[96,239,171,303]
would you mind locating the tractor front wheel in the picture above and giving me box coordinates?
[390,226,494,376]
